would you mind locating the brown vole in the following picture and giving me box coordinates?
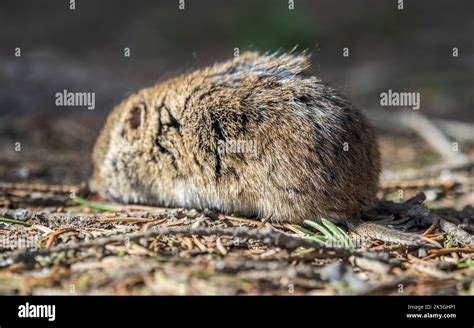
[90,51,381,224]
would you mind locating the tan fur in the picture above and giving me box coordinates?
[90,51,381,223]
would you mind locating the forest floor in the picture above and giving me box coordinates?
[0,117,473,295]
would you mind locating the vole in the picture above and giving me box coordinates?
[90,51,381,225]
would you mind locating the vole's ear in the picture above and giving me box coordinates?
[122,102,147,142]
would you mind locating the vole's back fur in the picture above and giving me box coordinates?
[90,51,381,224]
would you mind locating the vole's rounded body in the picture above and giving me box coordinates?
[90,52,381,223]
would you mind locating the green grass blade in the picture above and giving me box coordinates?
[335,225,355,248]
[292,247,316,256]
[303,220,333,239]
[71,197,118,211]
[457,259,474,269]
[0,217,31,227]
[291,224,316,236]
[321,218,354,249]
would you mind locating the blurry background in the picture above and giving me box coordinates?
[0,0,473,183]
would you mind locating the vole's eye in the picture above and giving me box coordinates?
[128,106,142,130]
[127,103,146,130]
[120,102,147,142]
